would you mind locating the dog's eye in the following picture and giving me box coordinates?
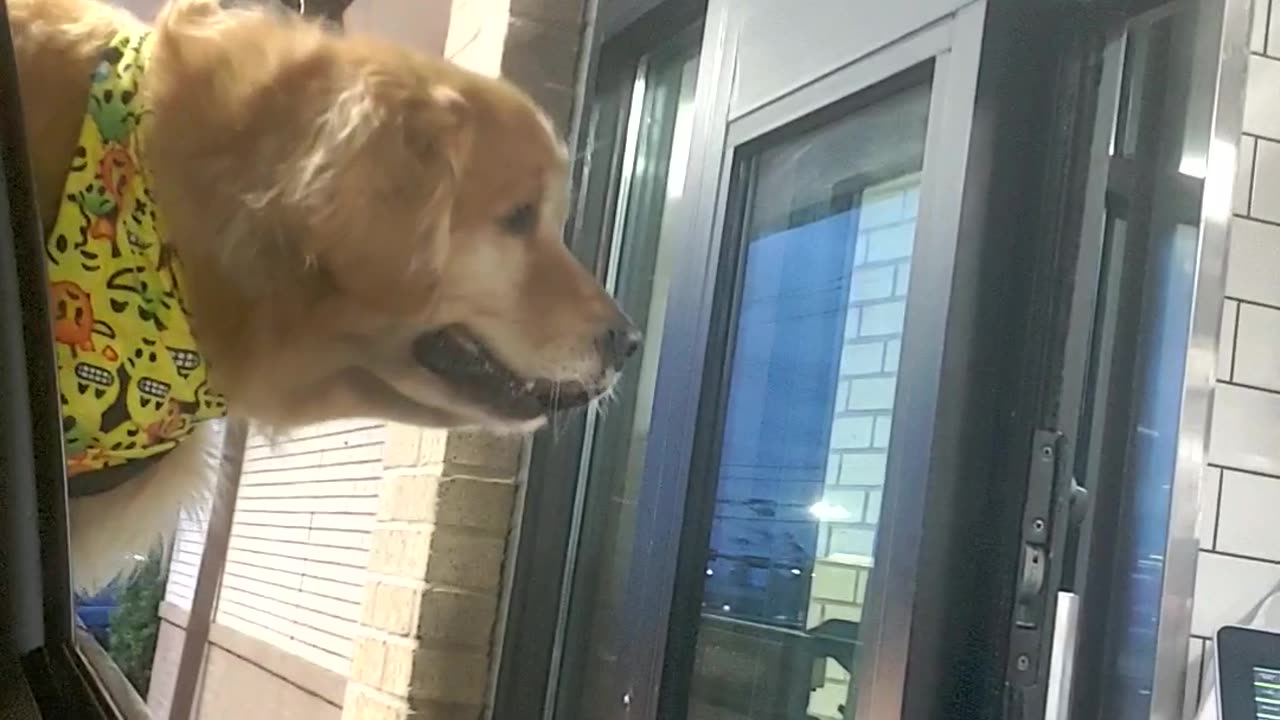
[500,203,538,235]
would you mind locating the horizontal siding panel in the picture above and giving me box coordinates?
[244,441,384,473]
[167,586,194,609]
[225,546,306,573]
[223,562,304,591]
[164,506,208,610]
[301,593,361,622]
[234,491,376,515]
[228,536,369,567]
[306,529,372,550]
[299,576,364,604]
[237,478,381,499]
[217,588,360,642]
[221,575,300,607]
[168,559,200,583]
[213,421,383,671]
[221,573,362,621]
[234,496,380,515]
[229,523,312,544]
[172,549,203,567]
[247,420,383,449]
[245,425,384,459]
[299,559,369,586]
[224,548,368,589]
[173,527,206,543]
[216,601,353,674]
[217,612,350,676]
[232,510,375,532]
[238,461,382,485]
[229,525,372,551]
[228,523,373,550]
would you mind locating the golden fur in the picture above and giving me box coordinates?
[9,0,636,590]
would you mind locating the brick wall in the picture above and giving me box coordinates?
[1186,0,1280,714]
[340,428,520,719]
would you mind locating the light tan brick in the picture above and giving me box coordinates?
[368,528,433,578]
[419,428,449,465]
[380,640,418,696]
[382,424,423,468]
[361,583,423,636]
[442,430,523,477]
[424,531,507,591]
[406,699,485,720]
[383,425,449,469]
[377,474,440,523]
[342,685,407,720]
[349,636,388,687]
[435,476,516,532]
[408,647,491,705]
[417,588,499,648]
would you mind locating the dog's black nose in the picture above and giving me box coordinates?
[599,322,642,370]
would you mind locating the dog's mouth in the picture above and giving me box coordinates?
[410,326,598,421]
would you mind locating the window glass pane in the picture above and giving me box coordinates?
[553,42,700,719]
[687,82,931,720]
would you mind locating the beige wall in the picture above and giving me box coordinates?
[345,0,451,57]
[149,603,346,720]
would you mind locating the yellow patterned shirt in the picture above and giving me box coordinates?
[48,31,227,478]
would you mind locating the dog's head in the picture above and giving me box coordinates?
[142,0,639,431]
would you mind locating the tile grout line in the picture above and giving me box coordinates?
[1229,299,1241,383]
[1201,546,1280,567]
[1212,468,1225,551]
[1210,460,1280,482]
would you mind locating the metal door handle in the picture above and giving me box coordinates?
[1044,591,1081,720]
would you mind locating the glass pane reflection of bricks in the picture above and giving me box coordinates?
[690,82,930,720]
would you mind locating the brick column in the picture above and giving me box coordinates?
[341,426,522,720]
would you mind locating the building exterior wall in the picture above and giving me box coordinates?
[216,420,386,675]
[149,603,347,720]
[1187,0,1280,714]
[151,421,388,714]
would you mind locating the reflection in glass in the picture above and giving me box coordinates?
[553,42,700,719]
[1098,220,1202,718]
[687,83,931,720]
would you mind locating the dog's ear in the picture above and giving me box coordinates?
[286,72,474,313]
[148,2,473,310]
[153,0,323,107]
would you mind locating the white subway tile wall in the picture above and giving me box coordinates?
[1189,1,1280,714]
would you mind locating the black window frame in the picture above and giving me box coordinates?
[492,0,1245,717]
[1,0,131,716]
[491,2,706,718]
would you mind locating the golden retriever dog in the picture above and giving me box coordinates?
[9,0,639,591]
